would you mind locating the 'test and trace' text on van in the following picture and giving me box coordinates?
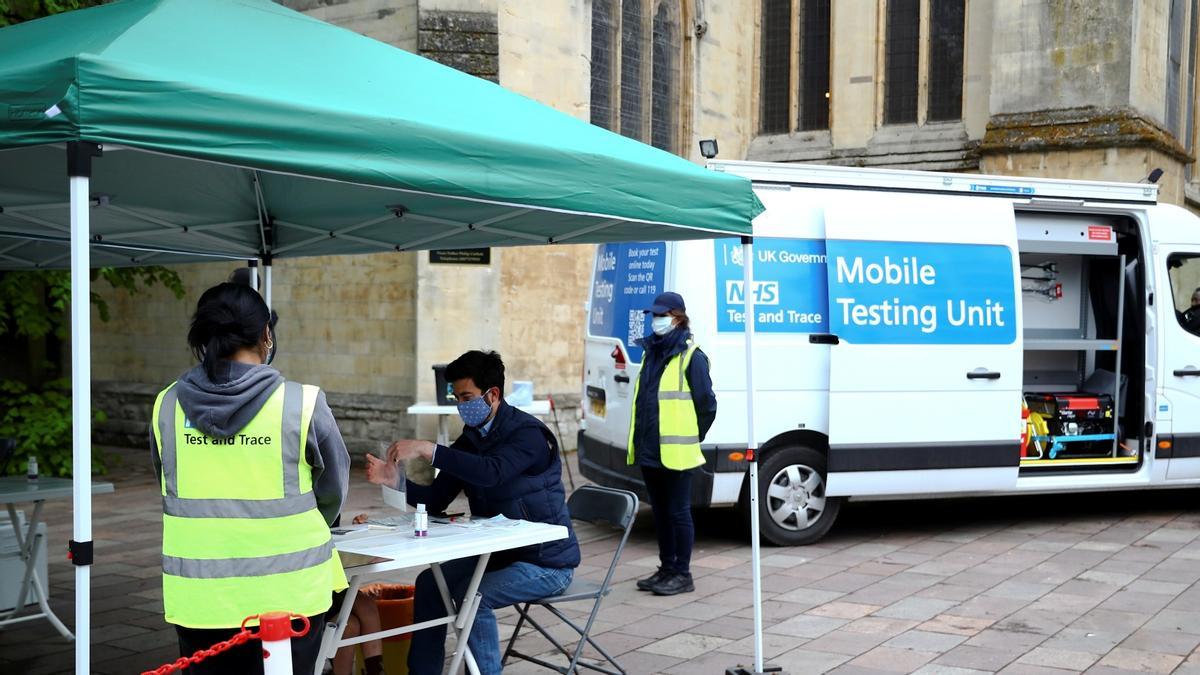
[579,160,1200,545]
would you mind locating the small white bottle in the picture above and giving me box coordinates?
[27,455,38,484]
[414,503,428,538]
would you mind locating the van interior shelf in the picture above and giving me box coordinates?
[1019,212,1128,471]
[1019,455,1139,468]
[1024,339,1119,351]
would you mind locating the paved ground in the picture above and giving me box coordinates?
[4,445,1200,674]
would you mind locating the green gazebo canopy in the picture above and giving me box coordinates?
[0,0,760,268]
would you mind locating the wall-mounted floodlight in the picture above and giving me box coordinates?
[1144,168,1164,184]
[699,139,719,159]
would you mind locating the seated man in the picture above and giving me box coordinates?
[366,350,580,675]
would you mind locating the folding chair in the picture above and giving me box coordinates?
[502,486,638,675]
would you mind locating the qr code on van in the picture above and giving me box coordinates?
[627,310,645,346]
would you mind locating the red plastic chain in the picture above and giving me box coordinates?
[140,628,256,675]
[140,613,308,675]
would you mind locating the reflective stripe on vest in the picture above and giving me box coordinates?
[152,380,347,628]
[627,343,707,471]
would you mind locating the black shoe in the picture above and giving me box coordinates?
[650,572,694,596]
[636,567,670,591]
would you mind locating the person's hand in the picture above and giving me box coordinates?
[386,440,435,463]
[365,453,399,486]
[351,513,369,525]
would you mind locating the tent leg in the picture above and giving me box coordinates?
[743,237,764,675]
[249,259,259,291]
[726,237,776,675]
[68,142,99,675]
[263,257,273,310]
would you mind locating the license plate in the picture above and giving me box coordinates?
[586,386,606,418]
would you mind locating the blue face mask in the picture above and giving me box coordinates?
[457,391,494,427]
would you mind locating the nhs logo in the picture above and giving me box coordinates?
[725,280,780,306]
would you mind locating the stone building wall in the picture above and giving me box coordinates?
[746,0,994,171]
[90,252,420,455]
[981,0,1193,196]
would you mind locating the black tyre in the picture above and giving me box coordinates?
[741,445,841,546]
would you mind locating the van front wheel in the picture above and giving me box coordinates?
[743,446,841,546]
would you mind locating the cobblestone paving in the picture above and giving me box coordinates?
[3,446,1200,674]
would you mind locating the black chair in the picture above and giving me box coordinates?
[502,486,638,675]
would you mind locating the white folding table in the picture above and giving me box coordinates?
[0,475,114,639]
[406,401,551,446]
[320,519,567,674]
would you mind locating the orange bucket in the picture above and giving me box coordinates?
[355,584,415,674]
[364,583,415,642]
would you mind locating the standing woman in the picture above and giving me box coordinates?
[150,282,350,674]
[629,292,717,596]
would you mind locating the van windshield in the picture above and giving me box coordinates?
[1167,254,1200,336]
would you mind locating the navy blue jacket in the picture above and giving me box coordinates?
[406,401,580,570]
[631,328,718,469]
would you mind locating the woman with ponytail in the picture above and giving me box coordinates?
[150,282,351,675]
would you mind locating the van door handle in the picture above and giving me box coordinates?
[966,370,1001,380]
[809,334,840,345]
[614,373,630,384]
[1174,368,1200,377]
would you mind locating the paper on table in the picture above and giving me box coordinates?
[381,484,408,511]
[477,514,521,528]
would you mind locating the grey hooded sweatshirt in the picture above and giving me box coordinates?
[150,360,350,526]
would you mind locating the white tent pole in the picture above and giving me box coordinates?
[249,260,259,291]
[263,258,273,310]
[741,236,763,673]
[68,143,97,675]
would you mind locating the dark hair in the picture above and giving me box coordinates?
[229,267,255,287]
[444,350,505,394]
[188,282,271,380]
[668,308,690,330]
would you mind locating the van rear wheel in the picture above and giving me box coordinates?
[742,446,841,546]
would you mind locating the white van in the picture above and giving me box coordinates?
[579,160,1200,545]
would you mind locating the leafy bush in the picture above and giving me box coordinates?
[0,379,110,477]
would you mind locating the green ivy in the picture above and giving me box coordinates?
[0,2,181,477]
[0,268,183,476]
[0,267,185,339]
[0,0,101,27]
[0,379,111,477]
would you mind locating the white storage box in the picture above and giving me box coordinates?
[0,510,48,612]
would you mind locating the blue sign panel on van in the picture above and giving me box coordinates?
[825,240,1016,344]
[715,238,829,333]
[969,183,1034,195]
[589,242,666,363]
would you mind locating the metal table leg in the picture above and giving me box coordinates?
[315,574,362,666]
[0,501,73,639]
[444,553,490,675]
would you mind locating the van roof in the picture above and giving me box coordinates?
[708,160,1160,205]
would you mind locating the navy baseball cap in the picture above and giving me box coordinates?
[644,292,685,314]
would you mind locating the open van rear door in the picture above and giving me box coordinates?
[823,194,1022,496]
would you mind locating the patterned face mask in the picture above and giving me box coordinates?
[456,391,494,427]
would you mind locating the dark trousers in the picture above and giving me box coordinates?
[175,614,324,675]
[641,465,694,575]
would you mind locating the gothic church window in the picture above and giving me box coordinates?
[758,0,832,134]
[1186,0,1198,180]
[620,0,645,138]
[590,0,617,129]
[651,3,681,150]
[883,0,966,126]
[590,0,686,154]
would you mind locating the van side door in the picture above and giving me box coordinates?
[1158,246,1200,479]
[823,194,1023,496]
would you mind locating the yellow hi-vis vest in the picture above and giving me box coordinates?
[628,343,706,471]
[151,380,347,629]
